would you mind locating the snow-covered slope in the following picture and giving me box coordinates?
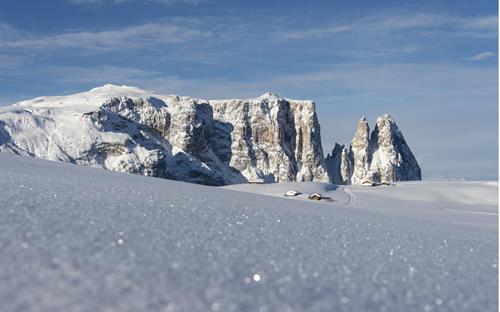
[0,154,497,311]
[225,181,498,226]
[0,84,329,185]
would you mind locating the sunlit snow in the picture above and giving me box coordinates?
[0,154,497,311]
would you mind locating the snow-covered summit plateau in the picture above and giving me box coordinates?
[0,84,420,185]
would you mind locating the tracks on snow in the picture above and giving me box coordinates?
[341,186,357,207]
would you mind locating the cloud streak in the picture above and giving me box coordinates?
[278,12,498,40]
[462,51,495,61]
[0,10,496,67]
[68,0,205,6]
[0,19,213,53]
[0,10,496,56]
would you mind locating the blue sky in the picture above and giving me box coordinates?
[0,0,498,180]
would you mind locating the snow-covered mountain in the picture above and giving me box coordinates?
[0,84,329,185]
[0,84,421,185]
[326,115,422,184]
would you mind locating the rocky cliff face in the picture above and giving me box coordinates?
[368,114,422,183]
[349,116,372,185]
[210,93,328,183]
[0,85,329,185]
[326,114,421,184]
[325,143,351,185]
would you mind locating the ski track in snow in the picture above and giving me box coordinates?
[444,208,498,216]
[0,154,498,312]
[342,186,357,206]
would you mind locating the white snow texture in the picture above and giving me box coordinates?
[0,153,497,312]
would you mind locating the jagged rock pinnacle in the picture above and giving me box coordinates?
[327,114,421,185]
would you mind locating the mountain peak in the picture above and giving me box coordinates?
[259,92,281,100]
[377,113,392,121]
[88,84,148,94]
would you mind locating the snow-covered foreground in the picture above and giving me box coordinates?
[0,154,497,311]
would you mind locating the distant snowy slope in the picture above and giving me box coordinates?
[224,181,498,226]
[0,154,497,311]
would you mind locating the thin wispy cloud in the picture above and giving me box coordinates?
[68,0,205,6]
[460,15,498,30]
[0,22,21,40]
[462,51,495,61]
[0,20,213,52]
[278,12,498,40]
[0,11,496,59]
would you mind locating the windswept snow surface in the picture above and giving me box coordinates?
[0,154,497,311]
